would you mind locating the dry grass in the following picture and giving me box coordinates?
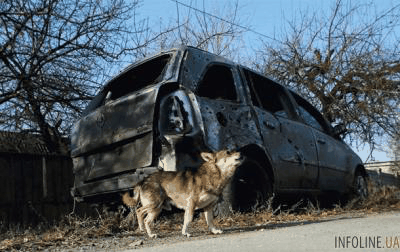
[1,181,400,251]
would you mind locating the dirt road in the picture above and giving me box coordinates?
[127,212,400,252]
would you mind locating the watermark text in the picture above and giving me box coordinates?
[335,236,399,249]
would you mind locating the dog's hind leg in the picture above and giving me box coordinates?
[204,206,223,234]
[144,208,161,238]
[182,200,195,237]
[136,207,145,232]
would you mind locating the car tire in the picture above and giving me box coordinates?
[215,158,273,215]
[353,170,368,200]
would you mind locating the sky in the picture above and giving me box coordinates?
[136,0,398,162]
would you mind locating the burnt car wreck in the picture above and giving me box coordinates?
[70,46,368,211]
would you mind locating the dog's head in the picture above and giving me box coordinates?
[200,150,242,173]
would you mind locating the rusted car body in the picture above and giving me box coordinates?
[70,46,367,209]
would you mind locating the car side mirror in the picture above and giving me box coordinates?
[333,124,347,137]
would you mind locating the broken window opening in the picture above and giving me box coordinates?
[243,69,289,118]
[196,64,238,101]
[292,93,329,132]
[83,54,172,114]
[108,54,171,101]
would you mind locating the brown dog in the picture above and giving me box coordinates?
[122,150,242,238]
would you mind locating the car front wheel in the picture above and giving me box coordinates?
[230,159,273,212]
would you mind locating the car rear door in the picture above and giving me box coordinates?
[291,93,350,192]
[312,129,352,192]
[241,69,319,189]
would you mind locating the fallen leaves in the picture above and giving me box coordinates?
[1,182,399,251]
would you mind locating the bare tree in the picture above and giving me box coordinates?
[0,0,157,153]
[133,0,247,59]
[392,138,400,174]
[393,136,400,162]
[257,0,400,153]
[387,131,400,173]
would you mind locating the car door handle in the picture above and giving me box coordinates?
[317,139,326,144]
[263,121,276,129]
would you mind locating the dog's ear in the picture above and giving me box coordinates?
[200,152,214,162]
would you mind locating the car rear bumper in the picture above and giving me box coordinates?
[71,166,160,201]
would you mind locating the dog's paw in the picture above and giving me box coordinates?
[210,228,223,234]
[182,232,192,237]
[149,233,158,239]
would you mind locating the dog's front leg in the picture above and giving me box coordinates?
[204,206,223,234]
[182,200,195,237]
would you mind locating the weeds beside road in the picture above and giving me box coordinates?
[1,182,400,251]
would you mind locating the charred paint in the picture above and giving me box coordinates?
[70,45,364,203]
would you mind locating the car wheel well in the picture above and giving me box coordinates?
[223,145,274,212]
[239,145,274,185]
[355,165,368,178]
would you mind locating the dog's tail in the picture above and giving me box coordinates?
[122,187,141,208]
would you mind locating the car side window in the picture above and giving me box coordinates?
[297,106,323,131]
[292,92,328,132]
[243,69,290,118]
[196,64,237,101]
